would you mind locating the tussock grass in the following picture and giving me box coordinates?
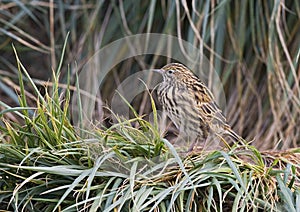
[1,1,300,211]
[0,55,299,211]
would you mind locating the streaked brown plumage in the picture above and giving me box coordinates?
[154,63,241,150]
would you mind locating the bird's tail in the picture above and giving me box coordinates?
[226,128,246,145]
[216,126,246,148]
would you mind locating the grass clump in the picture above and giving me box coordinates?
[0,54,299,211]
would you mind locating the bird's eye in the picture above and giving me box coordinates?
[167,70,174,74]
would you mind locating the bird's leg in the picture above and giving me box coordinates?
[187,139,197,152]
[187,135,206,152]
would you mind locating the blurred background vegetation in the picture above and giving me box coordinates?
[1,1,300,211]
[0,0,299,150]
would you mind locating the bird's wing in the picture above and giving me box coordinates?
[186,76,242,142]
[189,80,228,127]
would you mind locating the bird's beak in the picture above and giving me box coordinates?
[152,69,163,74]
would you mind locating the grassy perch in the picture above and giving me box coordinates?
[0,1,299,210]
[0,57,299,211]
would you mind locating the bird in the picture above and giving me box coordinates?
[154,63,242,151]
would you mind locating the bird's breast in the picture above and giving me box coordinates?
[157,83,203,134]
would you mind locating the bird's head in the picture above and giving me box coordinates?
[153,63,196,84]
